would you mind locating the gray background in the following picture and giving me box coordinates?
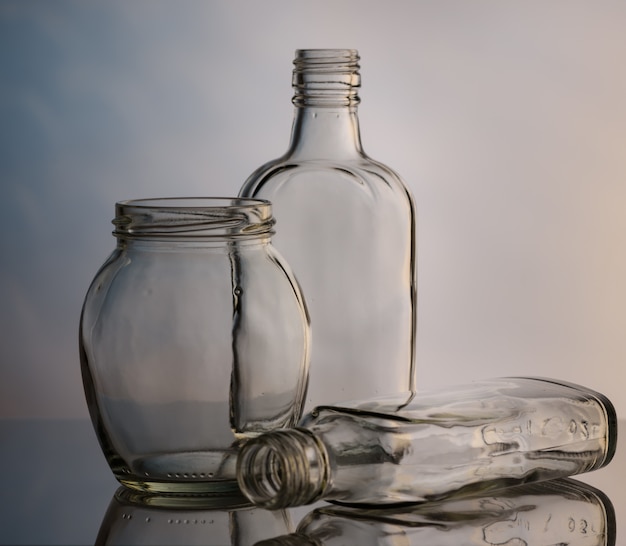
[2,1,625,419]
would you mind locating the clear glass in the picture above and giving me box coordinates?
[80,197,310,495]
[258,478,615,546]
[239,49,417,410]
[237,377,617,508]
[96,487,293,545]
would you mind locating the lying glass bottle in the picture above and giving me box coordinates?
[257,478,615,546]
[237,377,617,509]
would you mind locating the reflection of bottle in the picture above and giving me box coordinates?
[237,378,617,508]
[257,478,615,546]
[96,487,292,546]
[239,49,417,410]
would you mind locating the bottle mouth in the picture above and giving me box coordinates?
[292,48,360,107]
[112,197,275,240]
[294,48,360,66]
[236,429,328,509]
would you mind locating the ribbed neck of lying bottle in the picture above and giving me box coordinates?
[236,428,329,509]
[112,198,275,242]
[292,49,360,107]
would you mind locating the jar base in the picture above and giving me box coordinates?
[117,476,243,496]
[111,450,241,496]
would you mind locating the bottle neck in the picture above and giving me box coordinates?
[287,106,363,159]
[287,49,364,159]
[236,428,329,509]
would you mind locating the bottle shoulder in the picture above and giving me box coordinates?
[239,155,411,200]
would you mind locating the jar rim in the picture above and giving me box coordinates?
[113,197,275,240]
[116,197,271,210]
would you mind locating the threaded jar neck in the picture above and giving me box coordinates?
[236,428,329,509]
[112,197,275,241]
[292,49,360,107]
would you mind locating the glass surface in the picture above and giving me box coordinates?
[79,198,310,495]
[239,49,417,411]
[0,418,623,545]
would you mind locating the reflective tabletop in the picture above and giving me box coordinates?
[1,419,622,545]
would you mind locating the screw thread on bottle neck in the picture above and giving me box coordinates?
[236,428,329,509]
[292,49,361,107]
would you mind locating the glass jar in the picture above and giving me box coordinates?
[239,49,417,410]
[80,198,310,495]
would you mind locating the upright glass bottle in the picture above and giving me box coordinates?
[237,377,617,509]
[239,49,417,410]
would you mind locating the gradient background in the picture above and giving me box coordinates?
[2,1,625,420]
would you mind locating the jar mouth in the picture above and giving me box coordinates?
[113,197,275,240]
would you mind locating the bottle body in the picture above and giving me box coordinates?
[237,377,617,508]
[260,478,615,546]
[80,198,310,494]
[239,49,417,410]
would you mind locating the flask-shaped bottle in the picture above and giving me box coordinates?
[239,49,417,409]
[237,377,617,508]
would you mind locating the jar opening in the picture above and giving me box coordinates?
[112,197,275,240]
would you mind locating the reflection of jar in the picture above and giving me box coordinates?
[96,487,293,546]
[80,198,310,495]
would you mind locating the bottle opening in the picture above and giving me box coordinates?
[112,197,275,240]
[236,429,328,509]
[294,48,360,67]
[292,48,361,107]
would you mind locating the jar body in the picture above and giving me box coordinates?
[80,198,310,494]
[240,49,417,410]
